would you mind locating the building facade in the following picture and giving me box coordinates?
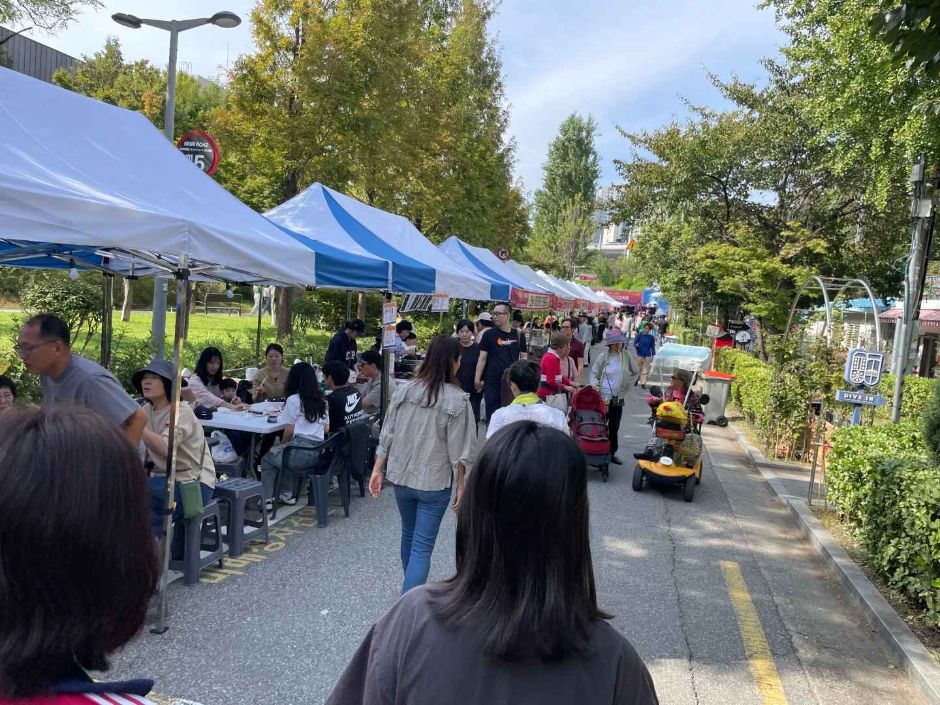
[0,26,79,83]
[589,185,640,259]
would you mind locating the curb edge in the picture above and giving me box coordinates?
[727,422,940,705]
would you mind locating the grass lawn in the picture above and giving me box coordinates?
[0,310,335,400]
[0,310,332,361]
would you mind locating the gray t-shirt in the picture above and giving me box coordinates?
[327,584,659,705]
[41,354,139,427]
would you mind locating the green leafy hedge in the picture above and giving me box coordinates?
[827,422,940,624]
[877,374,939,422]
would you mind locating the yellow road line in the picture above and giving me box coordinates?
[720,560,789,705]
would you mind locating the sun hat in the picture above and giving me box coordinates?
[132,359,188,396]
[605,329,625,346]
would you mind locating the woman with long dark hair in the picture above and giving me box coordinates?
[260,362,329,509]
[369,335,477,594]
[188,346,247,411]
[331,422,657,704]
[0,407,162,703]
[454,318,483,426]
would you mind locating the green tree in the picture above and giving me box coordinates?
[52,37,225,137]
[766,0,940,205]
[612,70,909,354]
[0,0,98,31]
[873,0,940,79]
[213,0,527,337]
[528,113,601,276]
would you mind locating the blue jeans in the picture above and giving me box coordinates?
[393,484,452,594]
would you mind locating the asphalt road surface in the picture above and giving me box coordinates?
[111,385,921,705]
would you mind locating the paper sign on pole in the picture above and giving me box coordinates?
[382,301,398,326]
[431,294,450,312]
[382,324,397,350]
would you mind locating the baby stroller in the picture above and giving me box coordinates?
[568,386,611,481]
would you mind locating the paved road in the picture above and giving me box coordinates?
[111,387,921,705]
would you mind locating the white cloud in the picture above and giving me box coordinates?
[495,0,783,192]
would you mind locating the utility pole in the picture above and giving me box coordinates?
[891,157,937,422]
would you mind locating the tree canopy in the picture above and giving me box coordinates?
[0,0,98,31]
[527,113,601,276]
[210,0,528,250]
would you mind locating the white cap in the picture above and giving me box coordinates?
[477,312,493,322]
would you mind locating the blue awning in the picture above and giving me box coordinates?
[267,184,491,298]
[438,237,511,301]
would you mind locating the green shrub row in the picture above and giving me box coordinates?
[876,374,939,422]
[826,422,940,623]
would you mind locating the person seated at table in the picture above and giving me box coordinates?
[251,343,287,402]
[0,407,163,705]
[486,360,570,439]
[135,360,216,548]
[358,350,391,414]
[0,375,16,412]
[188,347,248,411]
[219,377,239,404]
[323,360,366,432]
[260,362,329,509]
[403,331,419,358]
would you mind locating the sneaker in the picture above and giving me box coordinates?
[264,499,274,512]
[279,491,297,505]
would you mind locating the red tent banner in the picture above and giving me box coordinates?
[604,290,642,306]
[511,289,553,310]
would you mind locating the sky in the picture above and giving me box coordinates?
[11,0,786,195]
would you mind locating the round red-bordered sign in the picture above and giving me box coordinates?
[176,130,220,176]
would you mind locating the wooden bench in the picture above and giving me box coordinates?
[202,292,242,316]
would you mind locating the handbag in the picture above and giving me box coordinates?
[179,479,204,519]
[546,393,569,412]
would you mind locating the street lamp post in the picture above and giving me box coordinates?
[111,10,241,360]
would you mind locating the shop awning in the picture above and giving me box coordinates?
[879,308,940,327]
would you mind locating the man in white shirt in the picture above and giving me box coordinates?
[486,360,569,439]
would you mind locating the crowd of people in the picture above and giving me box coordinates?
[0,306,662,705]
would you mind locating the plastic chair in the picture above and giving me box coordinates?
[269,434,340,522]
[213,478,269,556]
[168,500,224,586]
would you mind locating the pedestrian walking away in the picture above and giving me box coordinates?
[328,422,658,705]
[588,329,636,465]
[370,336,477,594]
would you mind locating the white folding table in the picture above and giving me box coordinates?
[199,402,287,477]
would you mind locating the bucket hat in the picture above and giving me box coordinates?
[132,359,188,396]
[605,329,625,346]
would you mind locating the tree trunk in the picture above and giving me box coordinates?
[276,287,293,339]
[357,291,366,320]
[754,317,768,361]
[121,278,133,322]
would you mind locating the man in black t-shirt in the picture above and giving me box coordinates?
[325,319,365,372]
[473,303,528,421]
[323,361,366,432]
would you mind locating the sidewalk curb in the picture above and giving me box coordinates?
[727,423,940,705]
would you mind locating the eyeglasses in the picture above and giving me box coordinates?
[561,324,572,329]
[494,310,510,317]
[14,339,56,358]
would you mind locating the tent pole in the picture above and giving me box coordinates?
[256,294,263,365]
[462,300,467,318]
[380,291,393,422]
[346,291,352,320]
[100,267,114,369]
[151,255,190,635]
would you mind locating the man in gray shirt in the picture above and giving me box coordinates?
[16,313,147,445]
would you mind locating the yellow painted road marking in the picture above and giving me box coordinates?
[720,560,789,705]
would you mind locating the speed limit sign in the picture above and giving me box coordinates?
[176,130,220,176]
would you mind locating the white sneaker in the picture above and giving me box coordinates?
[264,499,273,512]
[279,491,297,505]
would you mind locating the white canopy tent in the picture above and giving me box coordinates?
[0,67,333,632]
